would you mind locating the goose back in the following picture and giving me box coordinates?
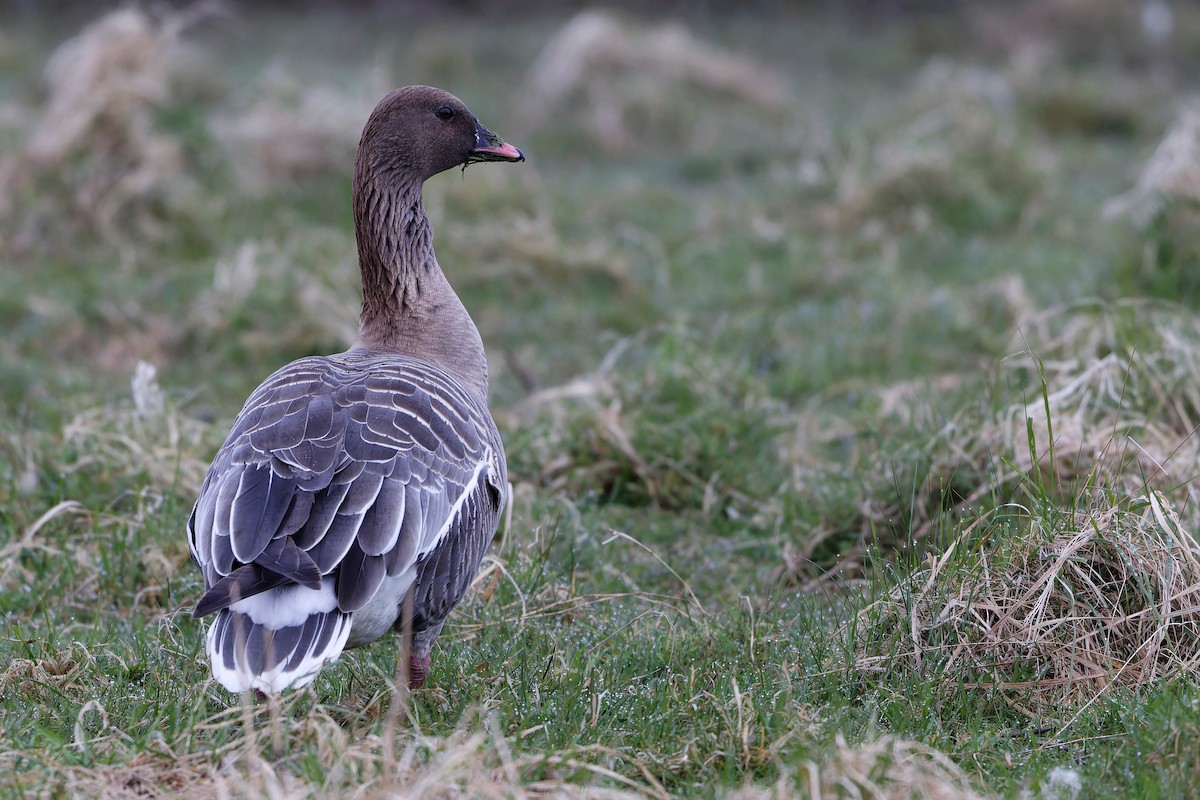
[188,350,506,693]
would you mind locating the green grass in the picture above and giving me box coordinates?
[5,2,1200,797]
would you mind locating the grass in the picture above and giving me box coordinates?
[5,1,1200,797]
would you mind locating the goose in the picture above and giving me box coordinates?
[187,85,523,694]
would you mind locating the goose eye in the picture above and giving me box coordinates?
[435,106,455,121]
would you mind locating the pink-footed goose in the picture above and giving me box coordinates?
[187,86,523,694]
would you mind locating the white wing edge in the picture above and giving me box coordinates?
[420,446,492,560]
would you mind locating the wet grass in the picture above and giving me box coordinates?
[5,2,1200,797]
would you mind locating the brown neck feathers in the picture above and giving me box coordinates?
[351,164,489,397]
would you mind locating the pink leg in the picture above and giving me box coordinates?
[408,653,431,689]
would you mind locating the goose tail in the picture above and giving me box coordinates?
[203,580,352,694]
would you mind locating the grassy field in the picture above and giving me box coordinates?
[4,2,1200,797]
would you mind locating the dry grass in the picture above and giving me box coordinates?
[839,300,1200,551]
[828,61,1043,240]
[0,363,208,602]
[61,361,214,496]
[0,498,89,588]
[13,701,666,800]
[1,6,216,247]
[0,642,102,705]
[1005,38,1149,140]
[975,0,1200,62]
[1105,105,1200,225]
[1103,106,1200,301]
[190,231,360,352]
[854,485,1200,715]
[517,10,787,154]
[802,734,992,800]
[505,353,640,496]
[966,300,1200,503]
[505,332,782,515]
[446,210,636,295]
[211,59,391,191]
[728,735,991,800]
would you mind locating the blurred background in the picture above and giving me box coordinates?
[4,0,1200,570]
[0,0,1197,552]
[6,2,1200,794]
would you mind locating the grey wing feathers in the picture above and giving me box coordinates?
[188,353,506,625]
[409,477,502,636]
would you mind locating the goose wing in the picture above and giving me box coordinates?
[187,353,505,691]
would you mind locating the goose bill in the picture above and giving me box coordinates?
[468,121,524,163]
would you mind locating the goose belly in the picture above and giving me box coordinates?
[346,571,416,648]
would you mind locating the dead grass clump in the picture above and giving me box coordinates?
[46,761,211,800]
[2,6,214,248]
[189,232,359,353]
[830,63,1042,239]
[446,210,636,295]
[805,734,990,800]
[0,498,89,589]
[82,705,657,800]
[1104,107,1200,301]
[62,361,214,495]
[980,300,1200,501]
[975,0,1200,67]
[7,685,668,798]
[854,487,1200,713]
[909,58,1015,118]
[726,735,989,800]
[850,300,1200,548]
[507,331,784,516]
[1006,40,1148,139]
[212,60,390,191]
[0,643,103,705]
[517,10,788,155]
[1123,197,1200,302]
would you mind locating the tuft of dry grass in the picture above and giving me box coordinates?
[0,643,102,705]
[505,331,783,515]
[211,60,391,191]
[1105,105,1200,225]
[728,734,990,800]
[804,734,992,800]
[517,10,787,154]
[21,702,665,800]
[60,361,214,496]
[0,363,208,607]
[1005,38,1149,140]
[974,0,1200,70]
[446,209,636,295]
[0,499,89,587]
[190,231,360,353]
[1104,107,1200,301]
[839,300,1200,551]
[828,61,1043,240]
[968,301,1200,503]
[1,6,215,247]
[854,485,1200,714]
